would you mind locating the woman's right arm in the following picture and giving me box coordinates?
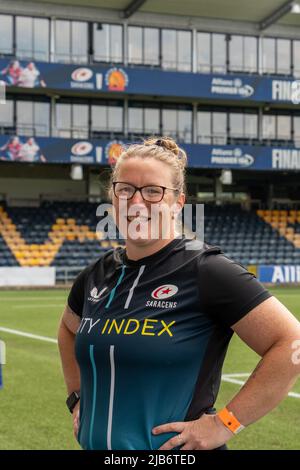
[58,305,81,438]
[58,305,81,395]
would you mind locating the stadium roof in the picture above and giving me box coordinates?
[21,0,300,28]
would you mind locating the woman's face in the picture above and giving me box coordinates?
[112,157,184,245]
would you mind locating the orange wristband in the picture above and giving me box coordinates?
[217,407,245,434]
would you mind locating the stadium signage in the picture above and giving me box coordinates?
[211,78,254,97]
[2,135,300,171]
[1,58,300,104]
[210,148,254,167]
[259,265,300,283]
[272,149,300,170]
[272,80,300,103]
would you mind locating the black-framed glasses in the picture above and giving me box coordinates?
[113,182,179,202]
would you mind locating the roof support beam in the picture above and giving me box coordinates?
[122,0,147,19]
[259,0,294,30]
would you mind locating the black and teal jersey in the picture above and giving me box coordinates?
[68,237,271,450]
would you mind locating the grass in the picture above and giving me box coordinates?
[0,287,299,450]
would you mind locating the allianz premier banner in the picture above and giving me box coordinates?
[259,266,300,283]
[1,58,300,103]
[1,135,300,170]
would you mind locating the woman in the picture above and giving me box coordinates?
[58,136,300,451]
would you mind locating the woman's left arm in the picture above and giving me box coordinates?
[223,295,300,426]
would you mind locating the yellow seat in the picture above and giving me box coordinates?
[67,218,76,225]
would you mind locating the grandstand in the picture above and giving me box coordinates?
[1,0,300,285]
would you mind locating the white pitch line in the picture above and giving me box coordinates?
[0,297,66,301]
[221,375,300,399]
[12,304,64,309]
[222,373,250,378]
[0,327,57,344]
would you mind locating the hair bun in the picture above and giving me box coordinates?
[143,136,187,169]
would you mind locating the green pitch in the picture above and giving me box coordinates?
[0,286,299,450]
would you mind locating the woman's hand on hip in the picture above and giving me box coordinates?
[152,412,234,450]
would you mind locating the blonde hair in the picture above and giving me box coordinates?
[109,136,187,197]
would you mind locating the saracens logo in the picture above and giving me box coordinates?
[147,285,178,309]
[151,285,178,299]
[71,67,93,82]
[88,286,107,303]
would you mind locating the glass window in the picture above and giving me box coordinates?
[177,30,192,72]
[229,112,258,139]
[55,20,70,63]
[16,100,49,137]
[197,111,211,143]
[162,108,177,137]
[129,106,143,133]
[144,28,159,66]
[93,24,123,63]
[212,34,226,73]
[72,104,88,138]
[108,105,123,131]
[94,24,109,62]
[178,109,192,142]
[0,14,13,54]
[128,27,143,64]
[34,102,50,136]
[55,103,71,137]
[144,108,160,134]
[229,35,257,73]
[262,38,275,74]
[91,105,106,131]
[162,29,177,70]
[91,104,123,133]
[277,39,291,75]
[16,17,49,61]
[293,41,300,77]
[162,107,192,142]
[277,115,291,140]
[0,99,13,128]
[162,29,192,71]
[111,25,123,63]
[244,36,257,72]
[16,101,33,135]
[34,18,49,61]
[16,17,32,60]
[229,36,243,72]
[212,111,227,144]
[71,21,88,64]
[245,113,258,138]
[197,33,211,73]
[55,20,87,63]
[262,114,276,139]
[293,116,300,144]
[229,112,243,137]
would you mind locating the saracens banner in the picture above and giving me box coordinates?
[0,58,300,104]
[1,134,300,170]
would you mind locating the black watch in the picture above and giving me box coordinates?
[66,390,80,414]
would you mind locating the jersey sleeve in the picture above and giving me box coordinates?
[198,253,272,328]
[67,267,89,318]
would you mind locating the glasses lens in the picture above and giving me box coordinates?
[141,186,164,202]
[114,183,135,199]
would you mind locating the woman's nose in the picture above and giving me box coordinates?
[130,189,144,204]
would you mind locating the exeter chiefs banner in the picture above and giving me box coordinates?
[0,58,300,103]
[1,135,300,170]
